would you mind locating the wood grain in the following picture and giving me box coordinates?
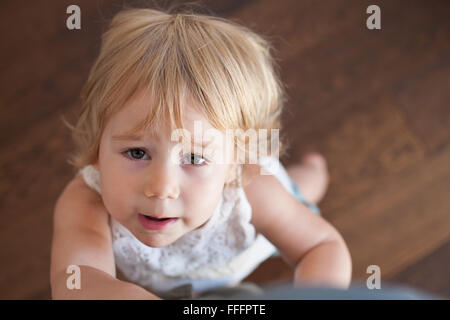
[0,0,448,299]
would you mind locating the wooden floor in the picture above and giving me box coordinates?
[0,0,448,299]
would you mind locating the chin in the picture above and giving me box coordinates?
[136,231,182,248]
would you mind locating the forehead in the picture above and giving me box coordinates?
[105,90,217,140]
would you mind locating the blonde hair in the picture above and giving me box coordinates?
[64,7,287,185]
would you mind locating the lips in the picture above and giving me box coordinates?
[138,213,178,231]
[140,213,170,220]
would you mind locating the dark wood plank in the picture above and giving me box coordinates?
[330,145,450,280]
[389,238,450,299]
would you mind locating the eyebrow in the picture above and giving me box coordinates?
[111,132,214,147]
[111,133,145,141]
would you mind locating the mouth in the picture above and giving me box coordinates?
[138,213,178,231]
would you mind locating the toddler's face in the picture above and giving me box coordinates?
[94,91,235,247]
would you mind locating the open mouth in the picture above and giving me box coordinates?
[138,213,178,230]
[142,215,172,221]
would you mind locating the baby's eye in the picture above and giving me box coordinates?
[181,153,207,166]
[124,148,149,160]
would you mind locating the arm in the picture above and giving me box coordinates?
[50,174,161,299]
[292,237,352,289]
[243,169,352,289]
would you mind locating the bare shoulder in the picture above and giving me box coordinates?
[54,174,109,231]
[51,173,115,288]
[243,165,342,266]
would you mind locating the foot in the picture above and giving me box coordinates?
[286,152,330,204]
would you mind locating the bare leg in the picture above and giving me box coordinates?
[286,152,330,205]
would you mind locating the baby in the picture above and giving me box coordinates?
[50,7,352,299]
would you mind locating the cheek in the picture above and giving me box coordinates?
[183,165,227,215]
[99,169,131,219]
[189,162,231,180]
[183,186,222,226]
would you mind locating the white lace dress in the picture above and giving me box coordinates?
[77,156,316,298]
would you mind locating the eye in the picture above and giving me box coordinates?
[123,148,149,160]
[181,153,208,166]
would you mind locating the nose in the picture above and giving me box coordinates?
[144,160,180,200]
